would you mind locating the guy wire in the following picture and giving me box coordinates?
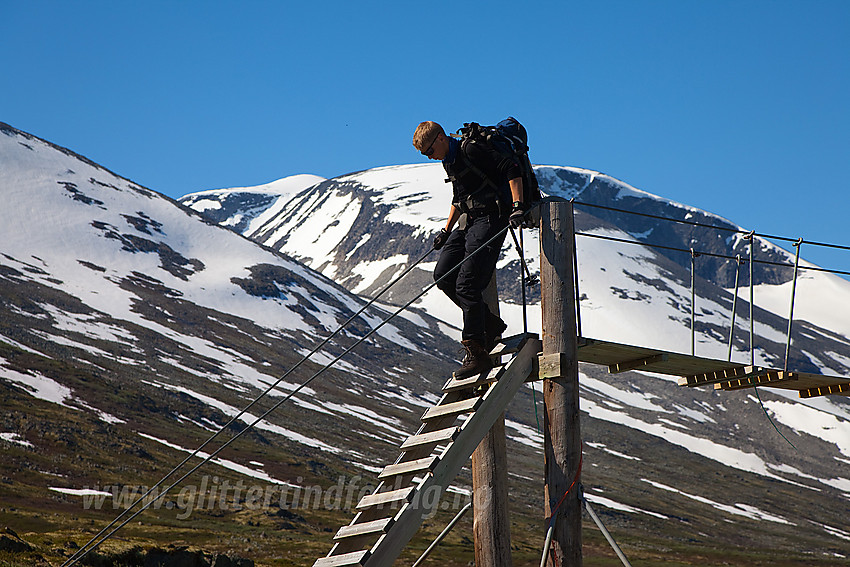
[63,224,512,567]
[62,244,435,566]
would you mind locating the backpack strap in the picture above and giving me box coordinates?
[448,138,506,215]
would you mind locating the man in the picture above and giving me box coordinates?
[413,121,526,379]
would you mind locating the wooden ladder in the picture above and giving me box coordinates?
[312,333,541,567]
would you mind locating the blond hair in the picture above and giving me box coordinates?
[412,121,444,152]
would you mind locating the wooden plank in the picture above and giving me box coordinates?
[678,365,758,387]
[420,397,481,422]
[577,337,741,377]
[537,352,570,380]
[399,427,459,451]
[799,382,850,398]
[608,353,669,374]
[334,518,393,541]
[785,371,850,390]
[577,337,850,391]
[377,456,437,480]
[356,487,414,510]
[715,371,798,391]
[489,333,536,357]
[443,365,504,392]
[329,511,380,556]
[313,549,369,567]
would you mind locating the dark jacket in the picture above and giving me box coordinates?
[443,136,521,214]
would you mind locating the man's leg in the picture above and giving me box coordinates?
[452,215,508,379]
[433,229,467,307]
[435,228,490,379]
[455,216,507,344]
[484,309,508,350]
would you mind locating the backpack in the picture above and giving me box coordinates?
[456,117,542,208]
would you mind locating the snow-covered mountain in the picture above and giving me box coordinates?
[0,121,463,559]
[180,174,326,234]
[183,163,850,375]
[0,122,450,397]
[2,122,849,564]
[181,159,850,558]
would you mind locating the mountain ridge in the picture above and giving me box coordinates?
[2,122,850,565]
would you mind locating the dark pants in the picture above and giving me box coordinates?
[434,213,508,343]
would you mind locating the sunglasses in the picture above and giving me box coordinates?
[421,134,439,157]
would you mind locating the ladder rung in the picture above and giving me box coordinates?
[334,517,393,540]
[313,550,369,567]
[420,397,481,422]
[490,333,536,357]
[400,427,459,451]
[443,365,504,392]
[356,486,414,510]
[378,456,438,480]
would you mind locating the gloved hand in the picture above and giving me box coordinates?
[433,228,449,250]
[509,202,526,229]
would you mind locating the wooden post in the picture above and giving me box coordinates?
[471,276,513,567]
[540,199,582,566]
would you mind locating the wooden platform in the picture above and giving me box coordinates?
[576,337,850,399]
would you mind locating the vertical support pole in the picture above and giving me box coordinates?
[690,248,698,356]
[727,255,742,362]
[784,238,803,372]
[540,199,582,566]
[472,275,512,567]
[519,228,529,335]
[571,202,582,339]
[748,232,755,366]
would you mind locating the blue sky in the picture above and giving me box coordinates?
[3,1,849,270]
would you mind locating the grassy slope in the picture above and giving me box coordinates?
[2,378,847,567]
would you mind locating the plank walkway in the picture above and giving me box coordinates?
[576,337,850,398]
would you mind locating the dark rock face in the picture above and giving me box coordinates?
[0,532,33,553]
[180,192,279,234]
[569,173,794,287]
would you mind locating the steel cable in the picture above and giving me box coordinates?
[62,244,435,567]
[63,224,513,567]
[574,200,850,252]
[575,231,850,277]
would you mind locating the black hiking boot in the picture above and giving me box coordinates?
[485,313,508,350]
[455,339,493,379]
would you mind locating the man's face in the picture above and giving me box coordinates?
[422,133,449,161]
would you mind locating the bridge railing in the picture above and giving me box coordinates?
[569,200,850,372]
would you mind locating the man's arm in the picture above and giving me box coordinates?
[445,204,461,232]
[508,177,528,228]
[509,177,523,205]
[433,205,461,250]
